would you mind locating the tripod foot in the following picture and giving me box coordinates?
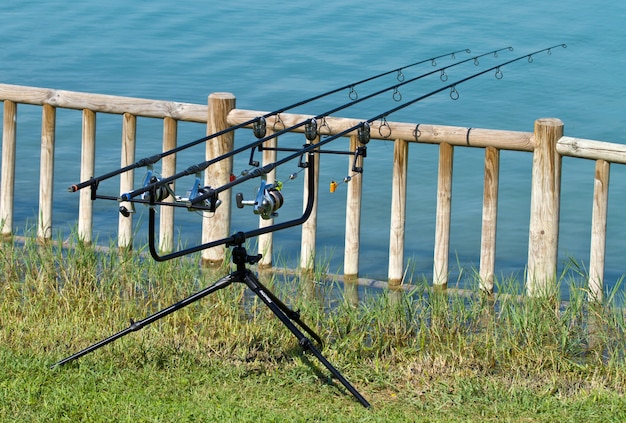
[241,269,371,408]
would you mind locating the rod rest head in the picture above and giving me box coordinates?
[136,154,161,167]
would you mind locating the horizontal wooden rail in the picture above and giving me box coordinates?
[0,83,207,122]
[557,136,626,164]
[226,109,535,151]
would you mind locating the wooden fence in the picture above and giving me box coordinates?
[2,83,626,302]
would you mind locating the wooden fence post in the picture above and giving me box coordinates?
[343,134,363,305]
[159,117,177,253]
[78,109,96,244]
[433,142,454,288]
[202,93,235,266]
[1,100,17,237]
[589,159,610,302]
[300,134,320,272]
[479,146,500,294]
[344,134,364,279]
[38,104,56,241]
[527,118,563,296]
[118,113,136,249]
[388,138,408,288]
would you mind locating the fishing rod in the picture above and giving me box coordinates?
[68,48,471,193]
[181,43,566,212]
[118,47,513,204]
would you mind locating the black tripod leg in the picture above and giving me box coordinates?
[254,278,323,346]
[51,274,236,369]
[299,337,371,408]
[242,270,371,408]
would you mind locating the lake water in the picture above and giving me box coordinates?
[2,1,625,295]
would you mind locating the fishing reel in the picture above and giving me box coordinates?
[119,169,170,217]
[236,179,284,220]
[175,174,221,212]
[119,170,221,217]
[139,170,172,202]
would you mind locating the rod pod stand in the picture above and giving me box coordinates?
[52,153,371,408]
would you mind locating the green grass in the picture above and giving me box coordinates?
[1,234,625,422]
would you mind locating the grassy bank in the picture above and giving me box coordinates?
[1,236,625,421]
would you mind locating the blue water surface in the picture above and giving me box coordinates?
[1,1,625,294]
